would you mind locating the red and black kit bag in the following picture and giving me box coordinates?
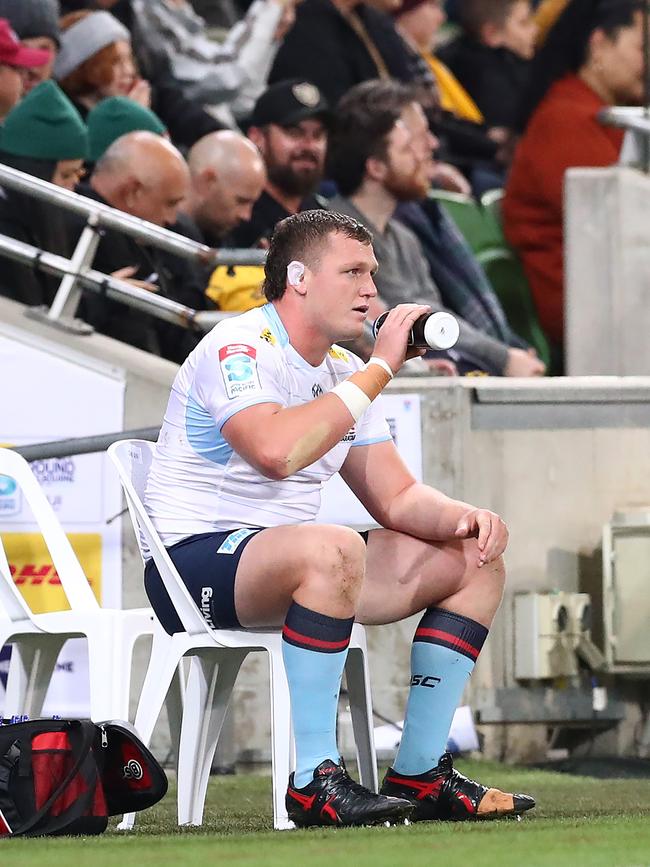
[0,718,167,837]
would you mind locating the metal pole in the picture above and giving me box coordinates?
[0,233,234,331]
[13,428,161,462]
[47,215,101,324]
[0,163,266,266]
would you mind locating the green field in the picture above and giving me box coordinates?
[8,760,650,866]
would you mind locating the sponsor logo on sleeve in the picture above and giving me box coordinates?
[260,328,277,346]
[219,344,261,399]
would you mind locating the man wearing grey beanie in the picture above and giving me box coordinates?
[0,0,61,93]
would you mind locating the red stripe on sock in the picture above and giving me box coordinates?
[415,627,480,659]
[282,624,350,651]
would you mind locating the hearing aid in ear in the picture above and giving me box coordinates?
[287,260,305,285]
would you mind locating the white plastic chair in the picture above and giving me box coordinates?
[0,447,156,722]
[108,438,377,831]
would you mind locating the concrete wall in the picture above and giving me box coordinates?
[565,167,650,376]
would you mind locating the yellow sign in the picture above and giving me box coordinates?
[1,532,102,614]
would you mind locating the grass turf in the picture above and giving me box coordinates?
[7,760,650,866]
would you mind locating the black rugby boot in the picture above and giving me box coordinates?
[286,759,415,828]
[380,752,535,821]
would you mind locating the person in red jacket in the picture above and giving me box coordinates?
[503,0,644,368]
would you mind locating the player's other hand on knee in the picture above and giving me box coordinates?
[373,304,430,374]
[454,509,509,567]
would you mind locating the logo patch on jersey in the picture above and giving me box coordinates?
[219,344,261,399]
[217,528,258,554]
[341,427,356,442]
[312,383,324,399]
[328,346,350,363]
[260,328,277,346]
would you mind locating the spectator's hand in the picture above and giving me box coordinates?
[112,266,159,294]
[455,508,509,566]
[432,162,472,196]
[488,127,517,165]
[425,358,458,376]
[505,347,546,377]
[128,79,152,109]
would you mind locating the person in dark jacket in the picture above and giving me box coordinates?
[0,80,87,307]
[438,0,538,132]
[77,130,214,361]
[269,0,430,107]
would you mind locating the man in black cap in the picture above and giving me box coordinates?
[231,79,331,248]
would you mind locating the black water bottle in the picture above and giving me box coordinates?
[372,310,460,349]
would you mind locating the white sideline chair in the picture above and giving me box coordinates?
[108,438,378,831]
[0,447,156,721]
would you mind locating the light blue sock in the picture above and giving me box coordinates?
[393,608,488,776]
[282,602,354,789]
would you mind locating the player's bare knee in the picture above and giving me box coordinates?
[302,526,366,600]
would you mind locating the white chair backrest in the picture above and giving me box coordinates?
[0,448,99,612]
[107,440,210,636]
[0,535,34,622]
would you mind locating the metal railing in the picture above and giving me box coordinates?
[0,162,266,334]
[599,107,650,173]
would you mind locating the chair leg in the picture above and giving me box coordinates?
[178,651,247,827]
[86,617,143,722]
[4,637,66,719]
[117,633,184,832]
[267,643,294,830]
[345,646,378,793]
[165,660,185,770]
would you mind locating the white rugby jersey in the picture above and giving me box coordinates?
[145,303,391,546]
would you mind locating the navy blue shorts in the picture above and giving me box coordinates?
[144,528,263,634]
[144,528,371,635]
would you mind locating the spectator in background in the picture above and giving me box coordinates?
[503,0,644,367]
[86,95,166,164]
[0,0,60,94]
[180,130,267,248]
[0,19,52,120]
[327,80,545,376]
[269,0,432,107]
[233,79,331,248]
[393,0,514,191]
[178,130,267,313]
[439,0,537,132]
[0,80,87,306]
[395,0,482,122]
[55,9,150,119]
[130,0,300,129]
[78,131,201,358]
[57,0,225,148]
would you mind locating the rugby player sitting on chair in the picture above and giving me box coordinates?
[144,209,535,828]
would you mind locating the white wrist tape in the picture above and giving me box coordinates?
[367,356,394,379]
[331,381,371,422]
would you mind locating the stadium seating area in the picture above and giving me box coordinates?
[0,0,644,376]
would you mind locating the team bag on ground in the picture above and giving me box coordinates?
[0,718,167,837]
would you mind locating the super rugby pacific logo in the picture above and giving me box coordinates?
[219,343,261,399]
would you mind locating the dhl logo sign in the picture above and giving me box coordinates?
[1,532,102,613]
